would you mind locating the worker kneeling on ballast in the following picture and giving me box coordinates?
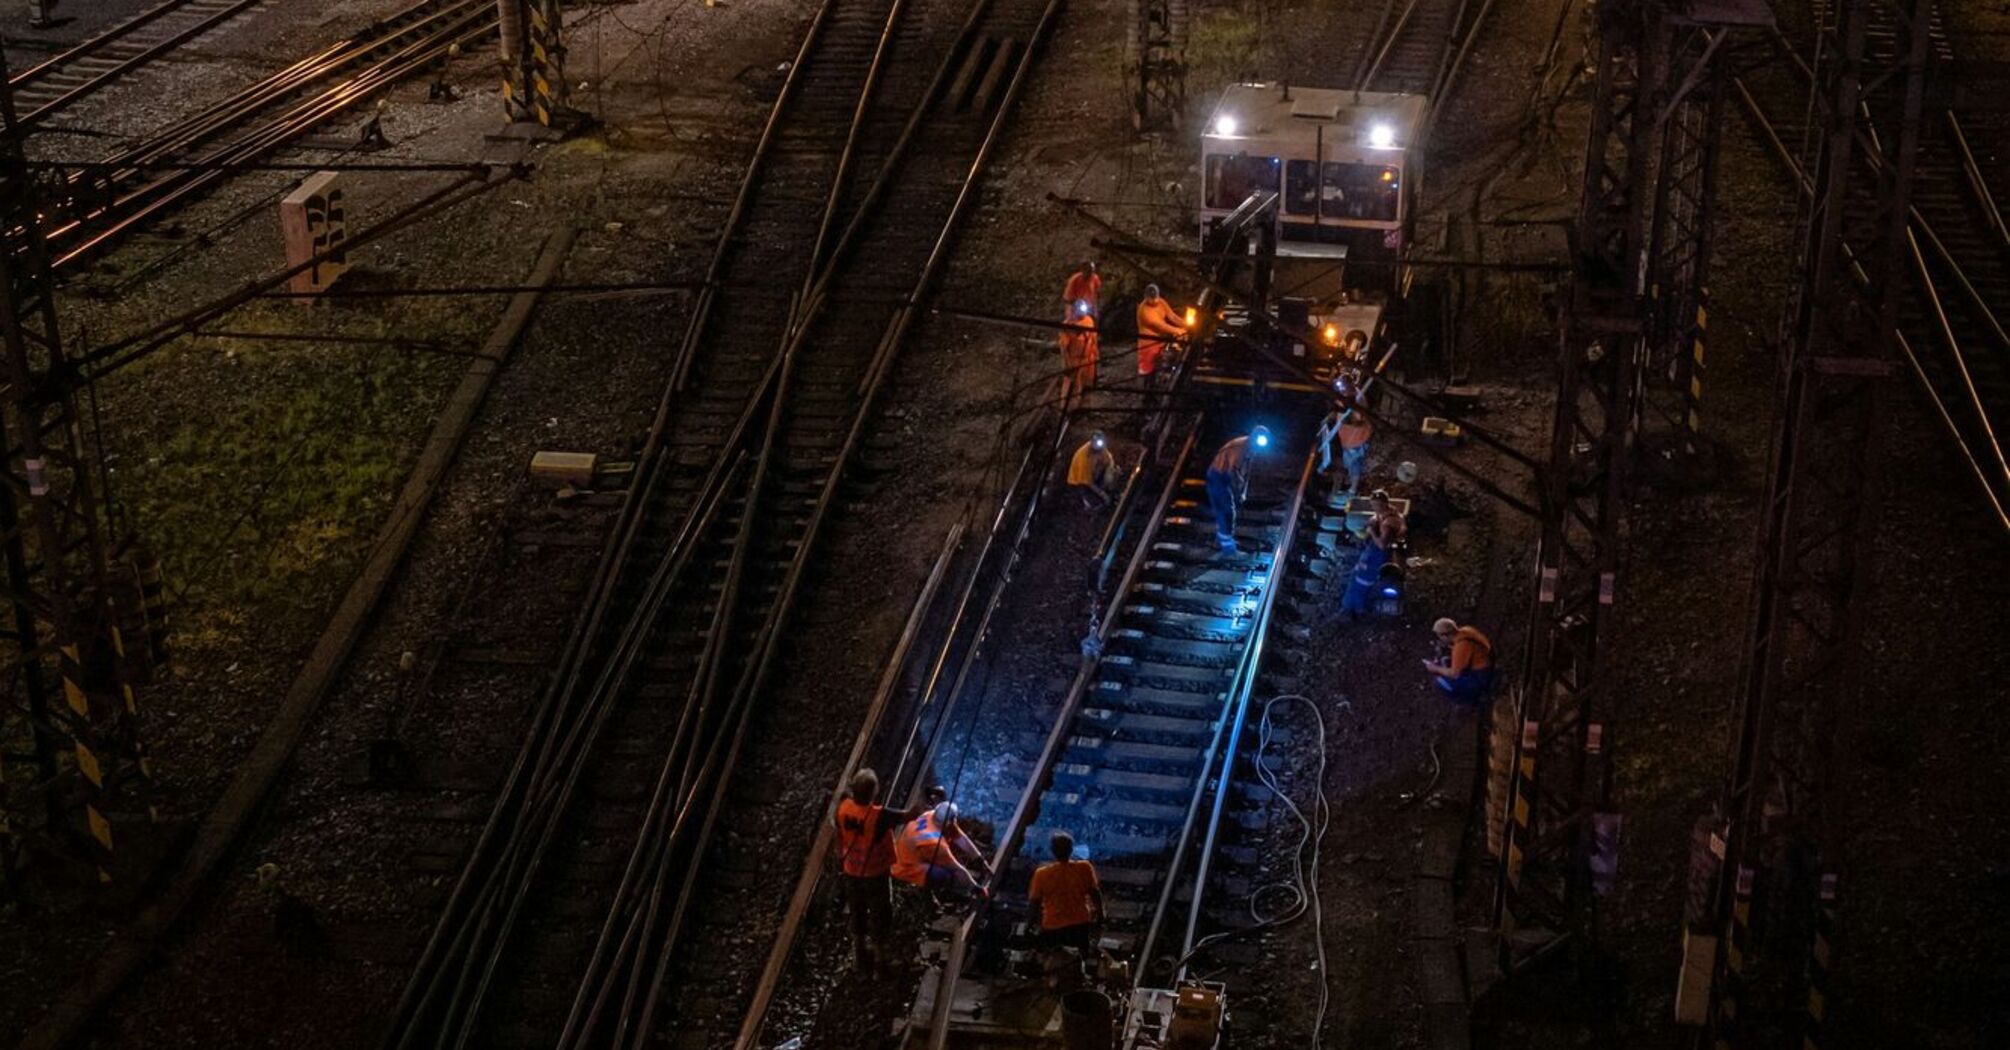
[1423,617,1495,706]
[1068,431,1122,509]
[891,785,993,902]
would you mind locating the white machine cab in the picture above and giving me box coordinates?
[1200,83,1426,263]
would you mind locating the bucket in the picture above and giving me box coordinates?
[1059,989,1114,1050]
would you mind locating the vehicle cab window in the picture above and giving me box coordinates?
[1205,154,1281,210]
[1322,162,1402,222]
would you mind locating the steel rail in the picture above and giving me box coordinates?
[893,414,1085,810]
[627,1,1071,1031]
[64,0,476,187]
[1944,111,2006,251]
[16,0,268,127]
[386,345,785,1048]
[886,435,1053,798]
[10,0,207,85]
[1164,451,1315,980]
[1764,29,2007,349]
[922,425,1198,1050]
[1730,59,2010,527]
[1359,0,1423,94]
[386,0,915,1037]
[1729,72,2010,530]
[667,0,841,393]
[47,6,495,266]
[559,0,1009,1017]
[729,525,964,1050]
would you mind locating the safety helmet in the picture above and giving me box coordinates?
[1090,430,1107,450]
[1144,283,1161,300]
[1251,425,1272,449]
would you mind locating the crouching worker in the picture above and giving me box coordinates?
[833,768,911,974]
[1423,617,1495,706]
[891,786,993,902]
[1068,431,1122,508]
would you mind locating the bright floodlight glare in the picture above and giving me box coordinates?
[1214,113,1238,136]
[1184,306,1198,327]
[1369,122,1395,148]
[1075,298,1092,316]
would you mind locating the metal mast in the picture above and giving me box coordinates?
[0,51,158,887]
[1705,0,1930,1043]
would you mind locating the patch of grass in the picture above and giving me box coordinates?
[114,332,457,651]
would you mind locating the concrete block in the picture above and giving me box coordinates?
[530,451,597,487]
[279,171,348,299]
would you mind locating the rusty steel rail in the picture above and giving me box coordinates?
[40,0,490,269]
[8,0,268,127]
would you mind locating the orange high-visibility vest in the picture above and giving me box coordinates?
[834,798,893,878]
[891,807,952,886]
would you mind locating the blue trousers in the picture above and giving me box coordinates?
[1342,443,1368,484]
[1205,470,1238,550]
[1340,540,1389,614]
[1434,667,1495,706]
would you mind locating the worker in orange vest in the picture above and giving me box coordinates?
[1424,618,1495,705]
[1205,426,1271,553]
[891,786,991,900]
[1335,408,1373,492]
[832,768,913,973]
[1061,261,1101,323]
[1059,303,1099,393]
[1068,431,1122,508]
[1028,831,1103,952]
[1135,284,1189,377]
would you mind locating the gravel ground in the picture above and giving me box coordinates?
[8,0,2004,1043]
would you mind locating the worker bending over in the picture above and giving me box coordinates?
[1068,431,1122,508]
[1341,489,1406,618]
[891,785,992,901]
[1061,261,1101,322]
[1135,284,1189,377]
[832,768,912,974]
[1028,831,1104,967]
[1314,406,1373,492]
[1423,618,1495,705]
[1205,427,1270,554]
[1058,304,1099,393]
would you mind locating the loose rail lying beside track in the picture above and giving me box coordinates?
[383,0,1062,1043]
[903,416,1322,1047]
[7,0,267,128]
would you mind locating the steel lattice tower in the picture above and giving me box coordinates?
[1704,0,1931,1044]
[0,52,158,887]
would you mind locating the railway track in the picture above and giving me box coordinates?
[42,0,491,269]
[380,0,1062,1043]
[885,403,1333,1048]
[6,0,266,128]
[1732,8,2010,527]
[1349,0,1483,104]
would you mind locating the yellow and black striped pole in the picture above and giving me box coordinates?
[1681,289,1708,457]
[59,642,115,882]
[526,0,566,127]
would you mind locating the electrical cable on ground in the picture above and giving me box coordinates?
[1174,692,1341,1050]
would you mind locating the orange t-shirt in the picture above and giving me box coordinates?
[1028,859,1100,930]
[1450,627,1493,674]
